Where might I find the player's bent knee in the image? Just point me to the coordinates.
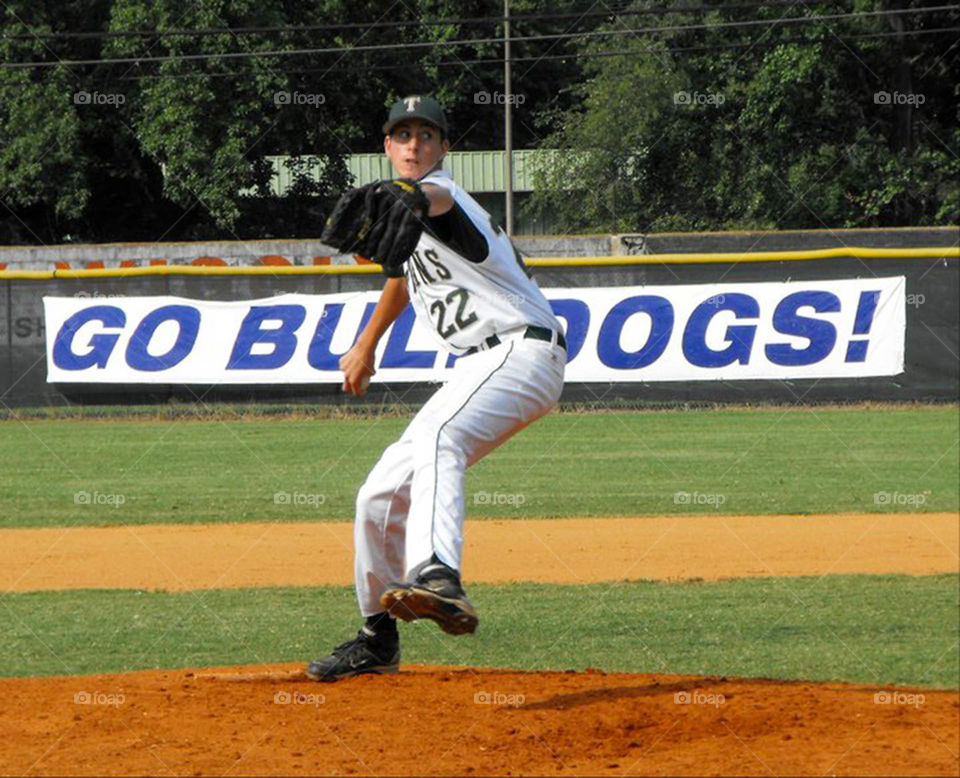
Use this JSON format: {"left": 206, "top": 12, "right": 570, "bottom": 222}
{"left": 355, "top": 481, "right": 381, "bottom": 522}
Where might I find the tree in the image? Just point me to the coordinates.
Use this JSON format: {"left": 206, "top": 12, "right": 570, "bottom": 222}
{"left": 0, "top": 0, "right": 599, "bottom": 243}
{"left": 527, "top": 0, "right": 959, "bottom": 232}
{"left": 0, "top": 1, "right": 103, "bottom": 242}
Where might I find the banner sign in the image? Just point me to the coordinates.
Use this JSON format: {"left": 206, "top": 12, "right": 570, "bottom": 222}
{"left": 45, "top": 277, "right": 905, "bottom": 384}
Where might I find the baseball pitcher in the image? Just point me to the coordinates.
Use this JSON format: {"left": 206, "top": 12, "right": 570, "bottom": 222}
{"left": 307, "top": 95, "right": 566, "bottom": 681}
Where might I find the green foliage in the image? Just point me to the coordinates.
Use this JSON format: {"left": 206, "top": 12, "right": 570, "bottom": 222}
{"left": 0, "top": 406, "right": 956, "bottom": 527}
{"left": 527, "top": 0, "right": 960, "bottom": 232}
{"left": 104, "top": 0, "right": 292, "bottom": 230}
{"left": 2, "top": 1, "right": 957, "bottom": 240}
{"left": 2, "top": 575, "right": 957, "bottom": 686}
{"left": 0, "top": 0, "right": 592, "bottom": 242}
{"left": 0, "top": 4, "right": 92, "bottom": 235}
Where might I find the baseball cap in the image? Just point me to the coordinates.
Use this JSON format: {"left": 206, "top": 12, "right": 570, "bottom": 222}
{"left": 382, "top": 95, "right": 448, "bottom": 136}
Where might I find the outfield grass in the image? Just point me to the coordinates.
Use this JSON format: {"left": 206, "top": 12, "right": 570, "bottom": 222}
{"left": 0, "top": 407, "right": 956, "bottom": 527}
{"left": 2, "top": 574, "right": 956, "bottom": 687}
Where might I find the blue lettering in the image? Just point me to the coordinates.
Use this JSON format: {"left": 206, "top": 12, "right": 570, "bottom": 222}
{"left": 125, "top": 305, "right": 200, "bottom": 371}
{"left": 597, "top": 296, "right": 674, "bottom": 369}
{"left": 52, "top": 305, "right": 125, "bottom": 370}
{"left": 846, "top": 290, "right": 881, "bottom": 362}
{"left": 445, "top": 298, "right": 591, "bottom": 367}
{"left": 682, "top": 294, "right": 759, "bottom": 367}
{"left": 550, "top": 299, "right": 590, "bottom": 363}
{"left": 227, "top": 305, "right": 305, "bottom": 369}
{"left": 307, "top": 302, "right": 376, "bottom": 370}
{"left": 765, "top": 291, "right": 839, "bottom": 366}
{"left": 381, "top": 305, "right": 437, "bottom": 368}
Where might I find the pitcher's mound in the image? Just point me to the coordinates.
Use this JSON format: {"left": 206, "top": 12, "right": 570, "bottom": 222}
{"left": 3, "top": 664, "right": 957, "bottom": 775}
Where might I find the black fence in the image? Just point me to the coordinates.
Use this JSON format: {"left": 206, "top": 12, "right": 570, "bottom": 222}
{"left": 1, "top": 253, "right": 957, "bottom": 408}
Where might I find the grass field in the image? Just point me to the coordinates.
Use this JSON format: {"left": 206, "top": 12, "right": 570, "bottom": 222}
{"left": 1, "top": 404, "right": 957, "bottom": 693}
{"left": 1, "top": 406, "right": 956, "bottom": 527}
{"left": 2, "top": 575, "right": 957, "bottom": 686}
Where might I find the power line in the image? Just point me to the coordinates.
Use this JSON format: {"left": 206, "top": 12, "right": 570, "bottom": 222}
{"left": 3, "top": 5, "right": 956, "bottom": 70}
{"left": 103, "top": 25, "right": 960, "bottom": 81}
{"left": 582, "top": 23, "right": 960, "bottom": 56}
{"left": 0, "top": 1, "right": 846, "bottom": 40}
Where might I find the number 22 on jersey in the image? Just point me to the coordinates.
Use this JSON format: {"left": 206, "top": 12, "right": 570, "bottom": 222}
{"left": 429, "top": 288, "right": 478, "bottom": 339}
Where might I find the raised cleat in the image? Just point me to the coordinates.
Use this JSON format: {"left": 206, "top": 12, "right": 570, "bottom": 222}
{"left": 380, "top": 557, "right": 478, "bottom": 635}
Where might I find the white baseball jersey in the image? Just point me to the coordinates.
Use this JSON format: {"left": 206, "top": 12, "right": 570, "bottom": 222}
{"left": 403, "top": 170, "right": 561, "bottom": 355}
{"left": 351, "top": 167, "right": 567, "bottom": 618}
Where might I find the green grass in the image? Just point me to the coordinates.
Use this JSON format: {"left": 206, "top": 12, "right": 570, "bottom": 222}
{"left": 0, "top": 406, "right": 956, "bottom": 527}
{"left": 1, "top": 575, "right": 956, "bottom": 687}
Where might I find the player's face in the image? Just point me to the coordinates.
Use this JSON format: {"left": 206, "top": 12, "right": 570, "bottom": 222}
{"left": 385, "top": 119, "right": 449, "bottom": 180}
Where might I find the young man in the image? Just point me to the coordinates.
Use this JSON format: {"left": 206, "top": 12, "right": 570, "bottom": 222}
{"left": 307, "top": 95, "right": 566, "bottom": 681}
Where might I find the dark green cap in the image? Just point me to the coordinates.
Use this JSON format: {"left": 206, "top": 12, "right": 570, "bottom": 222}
{"left": 382, "top": 95, "right": 448, "bottom": 136}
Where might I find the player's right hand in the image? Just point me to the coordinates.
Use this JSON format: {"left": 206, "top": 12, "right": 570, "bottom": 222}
{"left": 339, "top": 342, "right": 376, "bottom": 397}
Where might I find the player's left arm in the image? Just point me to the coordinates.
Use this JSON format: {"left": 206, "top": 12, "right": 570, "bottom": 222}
{"left": 421, "top": 183, "right": 454, "bottom": 217}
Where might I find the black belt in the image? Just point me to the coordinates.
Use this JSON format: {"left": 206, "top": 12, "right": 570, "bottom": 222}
{"left": 464, "top": 326, "right": 566, "bottom": 356}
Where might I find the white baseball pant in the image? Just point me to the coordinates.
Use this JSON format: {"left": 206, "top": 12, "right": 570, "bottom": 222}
{"left": 353, "top": 333, "right": 566, "bottom": 616}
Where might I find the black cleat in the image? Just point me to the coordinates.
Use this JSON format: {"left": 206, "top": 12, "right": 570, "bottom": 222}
{"left": 306, "top": 628, "right": 400, "bottom": 682}
{"left": 380, "top": 557, "right": 478, "bottom": 636}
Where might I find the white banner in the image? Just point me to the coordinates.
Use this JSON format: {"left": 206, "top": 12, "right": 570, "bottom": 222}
{"left": 45, "top": 277, "right": 905, "bottom": 384}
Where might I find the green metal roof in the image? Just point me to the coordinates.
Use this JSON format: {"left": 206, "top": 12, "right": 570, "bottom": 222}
{"left": 256, "top": 150, "right": 556, "bottom": 196}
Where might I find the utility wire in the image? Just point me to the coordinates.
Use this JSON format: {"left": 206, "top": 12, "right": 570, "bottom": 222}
{"left": 102, "top": 25, "right": 960, "bottom": 81}
{"left": 3, "top": 5, "right": 956, "bottom": 70}
{"left": 0, "top": 0, "right": 849, "bottom": 40}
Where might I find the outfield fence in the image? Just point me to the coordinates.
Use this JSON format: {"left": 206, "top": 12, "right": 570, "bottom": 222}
{"left": 1, "top": 246, "right": 956, "bottom": 408}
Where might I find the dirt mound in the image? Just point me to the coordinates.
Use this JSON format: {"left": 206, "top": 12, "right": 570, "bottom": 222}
{"left": 3, "top": 664, "right": 957, "bottom": 776}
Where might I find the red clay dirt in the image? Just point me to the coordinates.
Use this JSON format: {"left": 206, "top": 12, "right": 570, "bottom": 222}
{"left": 2, "top": 664, "right": 957, "bottom": 776}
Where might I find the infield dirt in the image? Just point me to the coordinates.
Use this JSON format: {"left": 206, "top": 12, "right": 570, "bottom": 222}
{"left": 3, "top": 664, "right": 958, "bottom": 776}
{"left": 2, "top": 513, "right": 957, "bottom": 591}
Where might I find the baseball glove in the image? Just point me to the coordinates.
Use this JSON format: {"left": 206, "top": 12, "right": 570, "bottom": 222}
{"left": 321, "top": 178, "right": 430, "bottom": 277}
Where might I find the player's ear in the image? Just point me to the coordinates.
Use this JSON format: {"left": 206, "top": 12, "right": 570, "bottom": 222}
{"left": 384, "top": 134, "right": 392, "bottom": 154}
{"left": 440, "top": 137, "right": 450, "bottom": 155}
